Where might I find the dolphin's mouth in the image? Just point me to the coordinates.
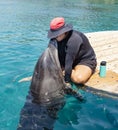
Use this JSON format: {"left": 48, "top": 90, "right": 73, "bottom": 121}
{"left": 31, "top": 89, "right": 65, "bottom": 106}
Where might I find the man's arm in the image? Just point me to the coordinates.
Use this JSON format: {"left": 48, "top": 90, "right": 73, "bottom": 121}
{"left": 65, "top": 36, "right": 82, "bottom": 83}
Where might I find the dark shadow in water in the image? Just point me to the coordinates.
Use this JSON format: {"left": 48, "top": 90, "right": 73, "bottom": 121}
{"left": 75, "top": 84, "right": 118, "bottom": 99}
{"left": 17, "top": 92, "right": 65, "bottom": 130}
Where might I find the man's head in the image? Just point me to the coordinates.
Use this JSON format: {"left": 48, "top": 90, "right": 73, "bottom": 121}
{"left": 47, "top": 17, "right": 73, "bottom": 40}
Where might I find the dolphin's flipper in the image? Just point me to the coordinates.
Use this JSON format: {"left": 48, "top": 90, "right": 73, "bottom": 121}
{"left": 18, "top": 76, "right": 32, "bottom": 82}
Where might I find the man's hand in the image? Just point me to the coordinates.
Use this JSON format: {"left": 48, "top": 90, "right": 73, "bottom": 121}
{"left": 64, "top": 82, "right": 72, "bottom": 94}
{"left": 64, "top": 82, "right": 85, "bottom": 102}
{"left": 65, "top": 82, "right": 71, "bottom": 88}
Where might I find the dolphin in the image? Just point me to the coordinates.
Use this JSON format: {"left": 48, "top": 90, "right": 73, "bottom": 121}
{"left": 17, "top": 40, "right": 83, "bottom": 130}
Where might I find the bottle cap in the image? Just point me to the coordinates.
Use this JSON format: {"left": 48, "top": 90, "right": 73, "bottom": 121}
{"left": 100, "top": 61, "right": 107, "bottom": 66}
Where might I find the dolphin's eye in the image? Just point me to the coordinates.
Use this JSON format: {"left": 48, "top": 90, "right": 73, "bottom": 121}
{"left": 34, "top": 71, "right": 40, "bottom": 79}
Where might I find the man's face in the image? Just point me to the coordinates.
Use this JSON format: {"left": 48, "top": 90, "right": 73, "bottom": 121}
{"left": 56, "top": 33, "right": 66, "bottom": 42}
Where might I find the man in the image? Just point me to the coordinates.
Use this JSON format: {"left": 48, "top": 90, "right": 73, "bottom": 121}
{"left": 48, "top": 17, "right": 97, "bottom": 87}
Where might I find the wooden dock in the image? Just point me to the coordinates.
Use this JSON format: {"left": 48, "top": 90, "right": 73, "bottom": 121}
{"left": 84, "top": 31, "right": 118, "bottom": 96}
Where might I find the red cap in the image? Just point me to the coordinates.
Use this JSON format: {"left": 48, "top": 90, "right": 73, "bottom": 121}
{"left": 50, "top": 17, "right": 65, "bottom": 30}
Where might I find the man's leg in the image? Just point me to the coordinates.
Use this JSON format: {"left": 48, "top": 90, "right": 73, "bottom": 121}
{"left": 71, "top": 65, "right": 93, "bottom": 84}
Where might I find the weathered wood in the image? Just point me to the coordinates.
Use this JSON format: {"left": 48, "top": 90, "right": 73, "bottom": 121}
{"left": 85, "top": 70, "right": 118, "bottom": 93}
{"left": 84, "top": 31, "right": 118, "bottom": 95}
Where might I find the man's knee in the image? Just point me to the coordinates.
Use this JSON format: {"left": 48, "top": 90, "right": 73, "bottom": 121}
{"left": 71, "top": 75, "right": 87, "bottom": 84}
{"left": 71, "top": 65, "right": 93, "bottom": 84}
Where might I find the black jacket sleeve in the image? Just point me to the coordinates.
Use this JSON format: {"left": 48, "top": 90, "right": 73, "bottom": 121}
{"left": 64, "top": 33, "right": 82, "bottom": 82}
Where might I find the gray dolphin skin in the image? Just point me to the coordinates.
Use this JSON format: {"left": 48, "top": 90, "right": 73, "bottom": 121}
{"left": 30, "top": 40, "right": 65, "bottom": 105}
{"left": 17, "top": 40, "right": 83, "bottom": 130}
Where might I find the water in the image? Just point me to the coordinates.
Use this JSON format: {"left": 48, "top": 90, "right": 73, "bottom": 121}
{"left": 0, "top": 0, "right": 118, "bottom": 129}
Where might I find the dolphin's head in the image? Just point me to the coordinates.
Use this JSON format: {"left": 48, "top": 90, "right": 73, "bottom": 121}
{"left": 30, "top": 42, "right": 66, "bottom": 105}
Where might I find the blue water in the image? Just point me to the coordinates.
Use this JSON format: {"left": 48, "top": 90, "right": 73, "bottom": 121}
{"left": 0, "top": 0, "right": 118, "bottom": 129}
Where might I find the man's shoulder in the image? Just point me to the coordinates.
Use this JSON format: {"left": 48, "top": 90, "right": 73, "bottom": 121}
{"left": 70, "top": 30, "right": 83, "bottom": 43}
{"left": 73, "top": 30, "right": 86, "bottom": 37}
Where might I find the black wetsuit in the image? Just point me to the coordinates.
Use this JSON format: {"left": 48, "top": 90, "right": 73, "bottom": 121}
{"left": 50, "top": 30, "right": 97, "bottom": 83}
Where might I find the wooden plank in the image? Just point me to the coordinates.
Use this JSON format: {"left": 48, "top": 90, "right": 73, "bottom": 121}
{"left": 85, "top": 70, "right": 118, "bottom": 93}
{"left": 86, "top": 31, "right": 118, "bottom": 47}
{"left": 94, "top": 43, "right": 118, "bottom": 52}
{"left": 96, "top": 48, "right": 118, "bottom": 57}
